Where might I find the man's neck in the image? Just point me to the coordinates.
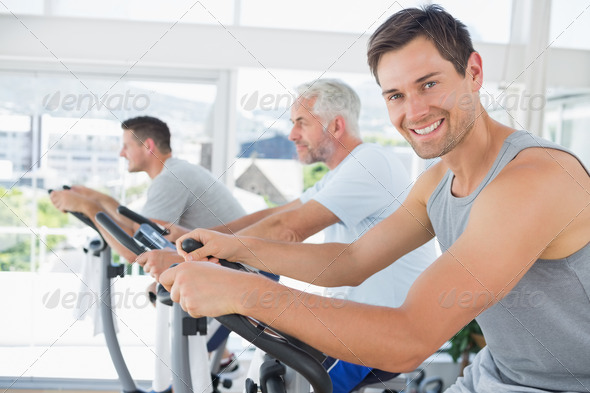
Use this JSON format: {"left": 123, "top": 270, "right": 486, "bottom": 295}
{"left": 146, "top": 153, "right": 172, "bottom": 179}
{"left": 442, "top": 113, "right": 514, "bottom": 197}
{"left": 325, "top": 138, "right": 363, "bottom": 170}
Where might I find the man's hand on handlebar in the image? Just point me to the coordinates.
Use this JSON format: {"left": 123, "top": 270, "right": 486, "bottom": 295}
{"left": 49, "top": 187, "right": 97, "bottom": 214}
{"left": 175, "top": 228, "right": 249, "bottom": 264}
{"left": 134, "top": 249, "right": 184, "bottom": 281}
{"left": 159, "top": 261, "right": 256, "bottom": 318}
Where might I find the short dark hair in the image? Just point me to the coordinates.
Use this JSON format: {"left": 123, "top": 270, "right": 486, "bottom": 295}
{"left": 121, "top": 116, "right": 171, "bottom": 154}
{"left": 367, "top": 4, "right": 475, "bottom": 84}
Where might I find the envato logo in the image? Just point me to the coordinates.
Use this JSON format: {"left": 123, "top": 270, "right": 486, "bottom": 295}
{"left": 240, "top": 90, "right": 351, "bottom": 112}
{"left": 42, "top": 288, "right": 152, "bottom": 310}
{"left": 42, "top": 90, "right": 150, "bottom": 112}
{"left": 241, "top": 288, "right": 347, "bottom": 309}
{"left": 438, "top": 288, "right": 546, "bottom": 309}
{"left": 240, "top": 91, "right": 297, "bottom": 112}
{"left": 439, "top": 90, "right": 547, "bottom": 113}
{"left": 480, "top": 91, "right": 546, "bottom": 112}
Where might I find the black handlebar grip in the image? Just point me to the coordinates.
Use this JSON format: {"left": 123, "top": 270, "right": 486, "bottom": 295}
{"left": 180, "top": 238, "right": 203, "bottom": 253}
{"left": 157, "top": 283, "right": 173, "bottom": 306}
{"left": 156, "top": 263, "right": 180, "bottom": 306}
{"left": 181, "top": 238, "right": 243, "bottom": 271}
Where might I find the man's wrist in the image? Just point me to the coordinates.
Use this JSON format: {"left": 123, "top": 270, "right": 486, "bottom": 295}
{"left": 235, "top": 274, "right": 277, "bottom": 317}
{"left": 239, "top": 236, "right": 262, "bottom": 266}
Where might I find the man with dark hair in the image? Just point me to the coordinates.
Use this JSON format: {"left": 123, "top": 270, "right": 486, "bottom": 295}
{"left": 50, "top": 115, "right": 245, "bottom": 262}
{"left": 160, "top": 5, "right": 590, "bottom": 392}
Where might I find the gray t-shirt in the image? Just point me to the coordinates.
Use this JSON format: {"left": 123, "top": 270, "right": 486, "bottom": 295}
{"left": 141, "top": 157, "right": 245, "bottom": 229}
{"left": 428, "top": 131, "right": 590, "bottom": 392}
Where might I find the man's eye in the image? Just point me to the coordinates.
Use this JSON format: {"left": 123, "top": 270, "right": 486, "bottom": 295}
{"left": 425, "top": 81, "right": 437, "bottom": 89}
{"left": 388, "top": 93, "right": 403, "bottom": 101}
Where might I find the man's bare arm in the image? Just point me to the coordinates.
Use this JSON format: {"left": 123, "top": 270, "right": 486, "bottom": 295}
{"left": 50, "top": 189, "right": 141, "bottom": 262}
{"left": 238, "top": 200, "right": 339, "bottom": 242}
{"left": 69, "top": 185, "right": 137, "bottom": 231}
{"left": 209, "top": 200, "right": 302, "bottom": 234}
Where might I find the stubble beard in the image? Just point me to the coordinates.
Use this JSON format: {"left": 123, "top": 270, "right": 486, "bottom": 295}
{"left": 408, "top": 110, "right": 476, "bottom": 160}
{"left": 298, "top": 133, "right": 336, "bottom": 165}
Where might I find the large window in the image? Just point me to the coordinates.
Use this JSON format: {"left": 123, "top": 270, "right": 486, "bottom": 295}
{"left": 0, "top": 71, "right": 219, "bottom": 383}
{"left": 549, "top": 0, "right": 590, "bottom": 50}
{"left": 2, "top": 0, "right": 590, "bottom": 388}
{"left": 543, "top": 94, "right": 590, "bottom": 166}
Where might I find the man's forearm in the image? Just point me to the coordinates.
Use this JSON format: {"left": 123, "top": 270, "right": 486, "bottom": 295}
{"left": 210, "top": 208, "right": 280, "bottom": 234}
{"left": 236, "top": 237, "right": 362, "bottom": 286}
{"left": 79, "top": 198, "right": 141, "bottom": 262}
{"left": 91, "top": 212, "right": 140, "bottom": 263}
{"left": 95, "top": 196, "right": 139, "bottom": 230}
{"left": 238, "top": 214, "right": 302, "bottom": 242}
{"left": 71, "top": 187, "right": 135, "bottom": 230}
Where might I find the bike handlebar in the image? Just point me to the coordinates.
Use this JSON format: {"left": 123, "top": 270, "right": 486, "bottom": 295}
{"left": 117, "top": 205, "right": 170, "bottom": 235}
{"left": 95, "top": 212, "right": 147, "bottom": 256}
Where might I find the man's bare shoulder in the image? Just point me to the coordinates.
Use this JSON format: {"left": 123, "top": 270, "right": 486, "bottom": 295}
{"left": 501, "top": 146, "right": 590, "bottom": 192}
{"left": 514, "top": 145, "right": 586, "bottom": 170}
{"left": 483, "top": 145, "right": 588, "bottom": 198}
{"left": 475, "top": 146, "right": 590, "bottom": 259}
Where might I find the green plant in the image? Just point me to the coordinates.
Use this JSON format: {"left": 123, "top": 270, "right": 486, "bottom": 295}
{"left": 0, "top": 187, "right": 71, "bottom": 271}
{"left": 447, "top": 319, "right": 485, "bottom": 372}
{"left": 303, "top": 163, "right": 329, "bottom": 191}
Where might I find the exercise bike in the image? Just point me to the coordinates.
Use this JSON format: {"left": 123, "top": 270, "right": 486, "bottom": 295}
{"left": 97, "top": 207, "right": 234, "bottom": 393}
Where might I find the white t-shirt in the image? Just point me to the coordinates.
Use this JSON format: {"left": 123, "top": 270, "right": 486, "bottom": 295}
{"left": 299, "top": 143, "right": 436, "bottom": 307}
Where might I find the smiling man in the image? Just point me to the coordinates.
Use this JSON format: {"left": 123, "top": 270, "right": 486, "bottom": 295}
{"left": 161, "top": 6, "right": 590, "bottom": 393}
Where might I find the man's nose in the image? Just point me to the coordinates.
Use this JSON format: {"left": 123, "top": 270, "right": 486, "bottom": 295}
{"left": 405, "top": 95, "right": 430, "bottom": 124}
{"left": 289, "top": 126, "right": 299, "bottom": 141}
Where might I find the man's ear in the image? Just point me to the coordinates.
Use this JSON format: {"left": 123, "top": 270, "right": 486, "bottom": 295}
{"left": 466, "top": 52, "right": 483, "bottom": 93}
{"left": 144, "top": 137, "right": 156, "bottom": 153}
{"left": 331, "top": 116, "right": 347, "bottom": 139}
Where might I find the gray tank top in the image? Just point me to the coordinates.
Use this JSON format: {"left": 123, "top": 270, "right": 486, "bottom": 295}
{"left": 427, "top": 131, "right": 590, "bottom": 391}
